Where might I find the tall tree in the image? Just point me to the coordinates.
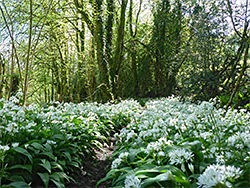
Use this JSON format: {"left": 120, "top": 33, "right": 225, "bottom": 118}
{"left": 110, "top": 0, "right": 128, "bottom": 97}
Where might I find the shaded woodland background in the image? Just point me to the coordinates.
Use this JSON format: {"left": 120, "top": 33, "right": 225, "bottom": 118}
{"left": 0, "top": 0, "right": 249, "bottom": 108}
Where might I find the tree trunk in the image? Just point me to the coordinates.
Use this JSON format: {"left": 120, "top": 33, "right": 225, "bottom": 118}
{"left": 129, "top": 0, "right": 142, "bottom": 96}
{"left": 226, "top": 39, "right": 249, "bottom": 110}
{"left": 105, "top": 0, "right": 114, "bottom": 73}
{"left": 94, "top": 0, "right": 111, "bottom": 101}
{"left": 88, "top": 37, "right": 96, "bottom": 102}
{"left": 23, "top": 0, "right": 33, "bottom": 105}
{"left": 111, "top": 0, "right": 128, "bottom": 97}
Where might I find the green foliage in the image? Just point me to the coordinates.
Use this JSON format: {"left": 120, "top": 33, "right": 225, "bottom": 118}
{"left": 0, "top": 97, "right": 135, "bottom": 187}
{"left": 99, "top": 97, "right": 250, "bottom": 187}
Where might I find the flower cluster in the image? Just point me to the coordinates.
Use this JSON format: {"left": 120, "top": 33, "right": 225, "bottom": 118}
{"left": 111, "top": 152, "right": 129, "bottom": 169}
{"left": 169, "top": 148, "right": 194, "bottom": 165}
{"left": 197, "top": 164, "right": 242, "bottom": 188}
{"left": 124, "top": 174, "right": 141, "bottom": 188}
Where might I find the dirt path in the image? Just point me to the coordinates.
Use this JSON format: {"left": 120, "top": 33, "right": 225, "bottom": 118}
{"left": 67, "top": 139, "right": 117, "bottom": 188}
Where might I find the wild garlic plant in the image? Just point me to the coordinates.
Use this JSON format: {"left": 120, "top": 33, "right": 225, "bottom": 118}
{"left": 0, "top": 95, "right": 139, "bottom": 188}
{"left": 101, "top": 97, "right": 250, "bottom": 187}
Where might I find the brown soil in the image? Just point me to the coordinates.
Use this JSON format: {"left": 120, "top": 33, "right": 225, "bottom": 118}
{"left": 66, "top": 139, "right": 118, "bottom": 188}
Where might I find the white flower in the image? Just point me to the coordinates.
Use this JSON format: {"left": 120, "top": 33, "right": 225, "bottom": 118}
{"left": 197, "top": 164, "right": 242, "bottom": 187}
{"left": 158, "top": 151, "right": 165, "bottom": 156}
{"left": 216, "top": 155, "right": 225, "bottom": 164}
{"left": 197, "top": 167, "right": 222, "bottom": 188}
{"left": 12, "top": 143, "right": 19, "bottom": 147}
{"left": 188, "top": 163, "right": 194, "bottom": 174}
{"left": 169, "top": 148, "right": 194, "bottom": 165}
{"left": 111, "top": 158, "right": 122, "bottom": 169}
{"left": 124, "top": 174, "right": 141, "bottom": 188}
{"left": 0, "top": 145, "right": 10, "bottom": 152}
{"left": 47, "top": 140, "right": 56, "bottom": 145}
{"left": 119, "top": 152, "right": 129, "bottom": 159}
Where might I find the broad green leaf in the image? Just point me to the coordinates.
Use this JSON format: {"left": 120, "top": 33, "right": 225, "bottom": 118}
{"left": 97, "top": 168, "right": 133, "bottom": 187}
{"left": 3, "top": 181, "right": 31, "bottom": 188}
{"left": 97, "top": 173, "right": 114, "bottom": 187}
{"left": 113, "top": 172, "right": 129, "bottom": 185}
{"left": 40, "top": 151, "right": 55, "bottom": 160}
{"left": 57, "top": 172, "right": 70, "bottom": 182}
{"left": 157, "top": 165, "right": 186, "bottom": 177}
{"left": 51, "top": 162, "right": 64, "bottom": 171}
{"left": 141, "top": 173, "right": 173, "bottom": 188}
{"left": 37, "top": 172, "right": 50, "bottom": 188}
{"left": 129, "top": 148, "right": 142, "bottom": 162}
{"left": 40, "top": 159, "right": 52, "bottom": 173}
{"left": 7, "top": 175, "right": 25, "bottom": 182}
{"left": 31, "top": 142, "right": 44, "bottom": 151}
{"left": 53, "top": 134, "right": 64, "bottom": 140}
{"left": 9, "top": 164, "right": 32, "bottom": 173}
{"left": 69, "top": 161, "right": 79, "bottom": 168}
{"left": 174, "top": 176, "right": 191, "bottom": 187}
{"left": 13, "top": 147, "right": 33, "bottom": 163}
{"left": 63, "top": 152, "right": 72, "bottom": 161}
{"left": 50, "top": 179, "right": 65, "bottom": 188}
{"left": 135, "top": 169, "right": 160, "bottom": 178}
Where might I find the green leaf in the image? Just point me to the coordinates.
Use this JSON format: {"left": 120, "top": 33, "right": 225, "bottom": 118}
{"left": 7, "top": 175, "right": 26, "bottom": 182}
{"left": 0, "top": 102, "right": 3, "bottom": 109}
{"left": 40, "top": 151, "right": 56, "bottom": 160}
{"left": 9, "top": 164, "right": 32, "bottom": 173}
{"left": 51, "top": 162, "right": 64, "bottom": 171}
{"left": 31, "top": 142, "right": 44, "bottom": 151}
{"left": 129, "top": 148, "right": 141, "bottom": 162}
{"left": 141, "top": 173, "right": 173, "bottom": 188}
{"left": 50, "top": 179, "right": 65, "bottom": 188}
{"left": 135, "top": 167, "right": 162, "bottom": 178}
{"left": 174, "top": 176, "right": 191, "bottom": 187}
{"left": 97, "top": 173, "right": 114, "bottom": 187}
{"left": 50, "top": 172, "right": 68, "bottom": 188}
{"left": 97, "top": 168, "right": 132, "bottom": 187}
{"left": 56, "top": 172, "right": 71, "bottom": 182}
{"left": 37, "top": 172, "right": 50, "bottom": 188}
{"left": 63, "top": 152, "right": 72, "bottom": 161}
{"left": 53, "top": 134, "right": 64, "bottom": 140}
{"left": 2, "top": 181, "right": 31, "bottom": 188}
{"left": 13, "top": 147, "right": 33, "bottom": 163}
{"left": 157, "top": 165, "right": 186, "bottom": 177}
{"left": 40, "top": 159, "right": 52, "bottom": 173}
{"left": 69, "top": 161, "right": 79, "bottom": 168}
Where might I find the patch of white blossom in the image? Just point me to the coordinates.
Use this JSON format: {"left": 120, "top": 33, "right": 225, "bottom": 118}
{"left": 124, "top": 174, "right": 141, "bottom": 188}
{"left": 197, "top": 164, "right": 242, "bottom": 188}
{"left": 169, "top": 148, "right": 194, "bottom": 165}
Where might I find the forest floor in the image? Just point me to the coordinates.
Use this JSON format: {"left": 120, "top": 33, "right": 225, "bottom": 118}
{"left": 67, "top": 138, "right": 117, "bottom": 188}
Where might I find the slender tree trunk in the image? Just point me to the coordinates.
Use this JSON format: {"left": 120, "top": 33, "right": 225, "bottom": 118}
{"left": 111, "top": 0, "right": 128, "bottom": 97}
{"left": 226, "top": 39, "right": 249, "bottom": 110}
{"left": 0, "top": 3, "right": 24, "bottom": 92}
{"left": 44, "top": 75, "right": 47, "bottom": 103}
{"left": 94, "top": 0, "right": 111, "bottom": 101}
{"left": 0, "top": 55, "right": 3, "bottom": 99}
{"left": 129, "top": 0, "right": 142, "bottom": 96}
{"left": 23, "top": 0, "right": 33, "bottom": 105}
{"left": 51, "top": 68, "right": 54, "bottom": 101}
{"left": 8, "top": 23, "right": 14, "bottom": 99}
{"left": 105, "top": 0, "right": 114, "bottom": 73}
{"left": 88, "top": 37, "right": 96, "bottom": 102}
